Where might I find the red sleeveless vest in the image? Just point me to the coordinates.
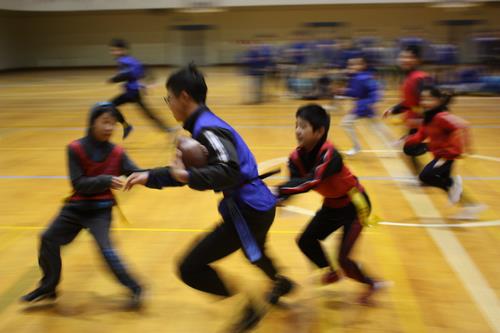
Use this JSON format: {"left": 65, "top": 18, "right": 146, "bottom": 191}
{"left": 68, "top": 140, "right": 123, "bottom": 201}
{"left": 290, "top": 141, "right": 363, "bottom": 208}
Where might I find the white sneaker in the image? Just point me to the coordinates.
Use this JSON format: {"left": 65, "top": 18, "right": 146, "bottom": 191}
{"left": 358, "top": 280, "right": 393, "bottom": 305}
{"left": 450, "top": 204, "right": 487, "bottom": 220}
{"left": 448, "top": 175, "right": 463, "bottom": 204}
{"left": 322, "top": 104, "right": 336, "bottom": 111}
{"left": 345, "top": 147, "right": 361, "bottom": 156}
{"left": 391, "top": 139, "right": 404, "bottom": 148}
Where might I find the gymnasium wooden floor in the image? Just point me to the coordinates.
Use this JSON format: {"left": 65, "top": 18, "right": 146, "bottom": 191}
{"left": 0, "top": 67, "right": 499, "bottom": 333}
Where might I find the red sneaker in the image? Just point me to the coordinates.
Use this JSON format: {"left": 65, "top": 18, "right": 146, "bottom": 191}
{"left": 321, "top": 270, "right": 341, "bottom": 285}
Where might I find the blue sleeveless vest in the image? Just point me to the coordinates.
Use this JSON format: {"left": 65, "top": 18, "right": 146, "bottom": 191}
{"left": 192, "top": 108, "right": 276, "bottom": 211}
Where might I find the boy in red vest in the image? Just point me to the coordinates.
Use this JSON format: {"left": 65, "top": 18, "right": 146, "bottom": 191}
{"left": 21, "top": 102, "right": 143, "bottom": 308}
{"left": 276, "top": 104, "right": 386, "bottom": 304}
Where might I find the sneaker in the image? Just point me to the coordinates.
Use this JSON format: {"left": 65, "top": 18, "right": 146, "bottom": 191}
{"left": 266, "top": 275, "right": 295, "bottom": 305}
{"left": 450, "top": 203, "right": 487, "bottom": 220}
{"left": 229, "top": 303, "right": 263, "bottom": 333}
{"left": 358, "top": 280, "right": 392, "bottom": 305}
{"left": 322, "top": 104, "right": 338, "bottom": 113}
{"left": 126, "top": 287, "right": 143, "bottom": 310}
{"left": 391, "top": 138, "right": 404, "bottom": 148}
{"left": 345, "top": 147, "right": 361, "bottom": 156}
{"left": 123, "top": 124, "right": 134, "bottom": 139}
{"left": 20, "top": 288, "right": 57, "bottom": 303}
{"left": 321, "top": 269, "right": 341, "bottom": 285}
{"left": 448, "top": 175, "right": 463, "bottom": 204}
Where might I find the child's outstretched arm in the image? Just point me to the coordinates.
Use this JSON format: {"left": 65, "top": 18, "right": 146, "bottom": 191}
{"left": 278, "top": 147, "right": 343, "bottom": 199}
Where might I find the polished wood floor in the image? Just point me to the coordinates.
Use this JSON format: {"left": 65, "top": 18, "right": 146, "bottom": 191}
{"left": 0, "top": 68, "right": 499, "bottom": 333}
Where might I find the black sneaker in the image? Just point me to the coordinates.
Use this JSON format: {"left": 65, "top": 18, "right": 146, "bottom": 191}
{"left": 123, "top": 124, "right": 134, "bottom": 139}
{"left": 229, "top": 303, "right": 263, "bottom": 333}
{"left": 266, "top": 275, "right": 295, "bottom": 305}
{"left": 20, "top": 288, "right": 57, "bottom": 303}
{"left": 127, "top": 287, "right": 143, "bottom": 310}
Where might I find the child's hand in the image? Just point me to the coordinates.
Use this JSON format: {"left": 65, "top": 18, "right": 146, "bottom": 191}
{"left": 270, "top": 187, "right": 288, "bottom": 206}
{"left": 111, "top": 176, "right": 124, "bottom": 190}
{"left": 124, "top": 171, "right": 150, "bottom": 191}
{"left": 169, "top": 150, "right": 189, "bottom": 183}
{"left": 270, "top": 186, "right": 280, "bottom": 197}
{"left": 172, "top": 149, "right": 186, "bottom": 170}
{"left": 382, "top": 107, "right": 393, "bottom": 118}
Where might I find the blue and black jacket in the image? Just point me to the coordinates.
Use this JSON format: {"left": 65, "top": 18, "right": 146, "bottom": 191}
{"left": 146, "top": 106, "right": 276, "bottom": 212}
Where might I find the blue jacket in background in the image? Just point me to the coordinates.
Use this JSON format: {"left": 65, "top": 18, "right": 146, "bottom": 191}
{"left": 344, "top": 71, "right": 380, "bottom": 117}
{"left": 243, "top": 47, "right": 268, "bottom": 76}
{"left": 115, "top": 55, "right": 145, "bottom": 92}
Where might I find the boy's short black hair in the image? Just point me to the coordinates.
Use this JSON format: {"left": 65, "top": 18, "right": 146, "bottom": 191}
{"left": 166, "top": 63, "right": 207, "bottom": 104}
{"left": 403, "top": 44, "right": 421, "bottom": 59}
{"left": 296, "top": 104, "right": 330, "bottom": 136}
{"left": 109, "top": 38, "right": 128, "bottom": 49}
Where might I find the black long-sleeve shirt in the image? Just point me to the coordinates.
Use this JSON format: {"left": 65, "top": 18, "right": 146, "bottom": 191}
{"left": 145, "top": 108, "right": 241, "bottom": 191}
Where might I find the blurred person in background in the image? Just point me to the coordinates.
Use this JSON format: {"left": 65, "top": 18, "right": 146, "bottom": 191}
{"left": 404, "top": 86, "right": 486, "bottom": 220}
{"left": 335, "top": 56, "right": 381, "bottom": 156}
{"left": 108, "top": 38, "right": 173, "bottom": 137}
{"left": 383, "top": 45, "right": 432, "bottom": 174}
{"left": 241, "top": 38, "right": 272, "bottom": 104}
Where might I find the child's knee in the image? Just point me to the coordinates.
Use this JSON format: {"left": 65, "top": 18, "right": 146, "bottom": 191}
{"left": 40, "top": 231, "right": 58, "bottom": 246}
{"left": 177, "top": 256, "right": 199, "bottom": 282}
{"left": 296, "top": 233, "right": 314, "bottom": 251}
{"left": 419, "top": 170, "right": 431, "bottom": 184}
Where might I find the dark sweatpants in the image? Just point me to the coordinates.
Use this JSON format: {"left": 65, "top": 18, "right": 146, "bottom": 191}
{"left": 406, "top": 127, "right": 427, "bottom": 174}
{"left": 297, "top": 193, "right": 374, "bottom": 286}
{"left": 178, "top": 205, "right": 278, "bottom": 297}
{"left": 37, "top": 205, "right": 140, "bottom": 293}
{"left": 419, "top": 158, "right": 454, "bottom": 192}
{"left": 111, "top": 90, "right": 168, "bottom": 131}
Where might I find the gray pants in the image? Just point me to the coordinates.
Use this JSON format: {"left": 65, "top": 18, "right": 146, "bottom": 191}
{"left": 340, "top": 113, "right": 362, "bottom": 150}
{"left": 341, "top": 114, "right": 387, "bottom": 150}
{"left": 37, "top": 205, "right": 140, "bottom": 293}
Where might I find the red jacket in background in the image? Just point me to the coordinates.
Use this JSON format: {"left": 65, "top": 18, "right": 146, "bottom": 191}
{"left": 405, "top": 111, "right": 469, "bottom": 160}
{"left": 399, "top": 70, "right": 430, "bottom": 128}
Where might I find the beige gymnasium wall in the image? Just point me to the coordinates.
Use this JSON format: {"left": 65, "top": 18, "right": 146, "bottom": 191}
{"left": 0, "top": 2, "right": 499, "bottom": 69}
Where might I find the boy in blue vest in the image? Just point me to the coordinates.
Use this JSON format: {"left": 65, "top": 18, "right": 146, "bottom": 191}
{"left": 21, "top": 103, "right": 143, "bottom": 308}
{"left": 108, "top": 38, "right": 172, "bottom": 138}
{"left": 124, "top": 64, "right": 294, "bottom": 332}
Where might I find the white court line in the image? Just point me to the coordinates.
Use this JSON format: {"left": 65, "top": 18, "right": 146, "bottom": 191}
{"left": 364, "top": 120, "right": 500, "bottom": 332}
{"left": 282, "top": 205, "right": 500, "bottom": 228}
